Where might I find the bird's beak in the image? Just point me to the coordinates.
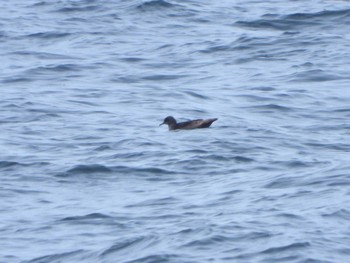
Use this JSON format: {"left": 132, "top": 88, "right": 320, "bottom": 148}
{"left": 159, "top": 122, "right": 164, "bottom": 126}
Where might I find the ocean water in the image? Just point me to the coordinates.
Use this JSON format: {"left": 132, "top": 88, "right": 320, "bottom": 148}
{"left": 1, "top": 0, "right": 350, "bottom": 262}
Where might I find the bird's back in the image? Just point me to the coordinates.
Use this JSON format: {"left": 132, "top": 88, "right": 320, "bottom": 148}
{"left": 175, "top": 118, "right": 217, "bottom": 130}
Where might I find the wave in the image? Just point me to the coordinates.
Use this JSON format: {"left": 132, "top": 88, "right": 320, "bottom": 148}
{"left": 322, "top": 209, "right": 350, "bottom": 220}
{"left": 54, "top": 1, "right": 103, "bottom": 13}
{"left": 0, "top": 161, "right": 50, "bottom": 169}
{"left": 235, "top": 9, "right": 350, "bottom": 31}
{"left": 26, "top": 32, "right": 72, "bottom": 39}
{"left": 121, "top": 254, "right": 181, "bottom": 263}
{"left": 57, "top": 164, "right": 176, "bottom": 177}
{"left": 61, "top": 212, "right": 113, "bottom": 221}
{"left": 284, "top": 9, "right": 350, "bottom": 20}
{"left": 136, "top": 0, "right": 176, "bottom": 12}
{"left": 0, "top": 161, "right": 21, "bottom": 168}
{"left": 260, "top": 242, "right": 311, "bottom": 254}
{"left": 61, "top": 164, "right": 113, "bottom": 175}
{"left": 286, "top": 69, "right": 348, "bottom": 82}
{"left": 27, "top": 249, "right": 88, "bottom": 263}
{"left": 100, "top": 236, "right": 156, "bottom": 256}
{"left": 125, "top": 197, "right": 179, "bottom": 208}
{"left": 10, "top": 51, "right": 75, "bottom": 60}
{"left": 25, "top": 64, "right": 80, "bottom": 74}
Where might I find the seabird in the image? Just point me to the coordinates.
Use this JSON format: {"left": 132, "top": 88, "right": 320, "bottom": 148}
{"left": 160, "top": 116, "right": 218, "bottom": 130}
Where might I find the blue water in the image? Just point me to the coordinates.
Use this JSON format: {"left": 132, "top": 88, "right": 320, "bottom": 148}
{"left": 1, "top": 0, "right": 350, "bottom": 262}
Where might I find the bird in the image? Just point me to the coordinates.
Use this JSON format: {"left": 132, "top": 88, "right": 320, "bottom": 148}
{"left": 160, "top": 116, "right": 218, "bottom": 130}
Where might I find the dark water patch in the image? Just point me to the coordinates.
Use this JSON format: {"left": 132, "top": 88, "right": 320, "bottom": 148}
{"left": 26, "top": 249, "right": 87, "bottom": 263}
{"left": 133, "top": 0, "right": 196, "bottom": 20}
{"left": 111, "top": 152, "right": 145, "bottom": 159}
{"left": 250, "top": 86, "right": 276, "bottom": 92}
{"left": 67, "top": 99, "right": 99, "bottom": 107}
{"left": 275, "top": 213, "right": 304, "bottom": 220}
{"left": 26, "top": 64, "right": 80, "bottom": 74}
{"left": 236, "top": 94, "right": 274, "bottom": 102}
{"left": 199, "top": 36, "right": 281, "bottom": 54}
{"left": 0, "top": 161, "right": 50, "bottom": 170}
{"left": 0, "top": 161, "right": 21, "bottom": 169}
{"left": 199, "top": 43, "right": 234, "bottom": 54}
{"left": 183, "top": 91, "right": 209, "bottom": 100}
{"left": 10, "top": 51, "right": 76, "bottom": 60}
{"left": 322, "top": 209, "right": 350, "bottom": 220}
{"left": 261, "top": 255, "right": 301, "bottom": 262}
{"left": 58, "top": 213, "right": 125, "bottom": 226}
{"left": 220, "top": 189, "right": 242, "bottom": 196}
{"left": 29, "top": 1, "right": 50, "bottom": 7}
{"left": 185, "top": 149, "right": 208, "bottom": 154}
{"left": 285, "top": 9, "right": 350, "bottom": 21}
{"left": 58, "top": 164, "right": 177, "bottom": 178}
{"left": 235, "top": 9, "right": 350, "bottom": 31}
{"left": 305, "top": 142, "right": 350, "bottom": 152}
{"left": 182, "top": 234, "right": 232, "bottom": 249}
{"left": 2, "top": 77, "right": 33, "bottom": 84}
{"left": 245, "top": 231, "right": 273, "bottom": 241}
{"left": 331, "top": 108, "right": 350, "bottom": 113}
{"left": 119, "top": 57, "right": 147, "bottom": 63}
{"left": 55, "top": 3, "right": 103, "bottom": 13}
{"left": 100, "top": 235, "right": 158, "bottom": 257}
{"left": 261, "top": 242, "right": 311, "bottom": 254}
{"left": 203, "top": 154, "right": 230, "bottom": 162}
{"left": 287, "top": 69, "right": 343, "bottom": 82}
{"left": 142, "top": 74, "right": 188, "bottom": 81}
{"left": 110, "top": 75, "right": 141, "bottom": 83}
{"left": 61, "top": 212, "right": 113, "bottom": 221}
{"left": 60, "top": 164, "right": 113, "bottom": 176}
{"left": 94, "top": 145, "right": 112, "bottom": 151}
{"left": 124, "top": 254, "right": 183, "bottom": 263}
{"left": 233, "top": 156, "right": 255, "bottom": 163}
{"left": 137, "top": 213, "right": 183, "bottom": 221}
{"left": 136, "top": 0, "right": 175, "bottom": 12}
{"left": 303, "top": 175, "right": 350, "bottom": 188}
{"left": 327, "top": 179, "right": 350, "bottom": 187}
{"left": 0, "top": 102, "right": 21, "bottom": 109}
{"left": 245, "top": 103, "right": 293, "bottom": 113}
{"left": 235, "top": 19, "right": 318, "bottom": 31}
{"left": 0, "top": 30, "right": 7, "bottom": 38}
{"left": 26, "top": 32, "right": 72, "bottom": 39}
{"left": 174, "top": 158, "right": 208, "bottom": 168}
{"left": 264, "top": 175, "right": 302, "bottom": 189}
{"left": 272, "top": 160, "right": 320, "bottom": 169}
{"left": 266, "top": 171, "right": 350, "bottom": 189}
{"left": 125, "top": 197, "right": 179, "bottom": 208}
{"left": 3, "top": 188, "right": 48, "bottom": 195}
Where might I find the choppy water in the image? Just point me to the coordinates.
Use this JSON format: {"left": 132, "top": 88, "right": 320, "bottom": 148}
{"left": 1, "top": 0, "right": 350, "bottom": 262}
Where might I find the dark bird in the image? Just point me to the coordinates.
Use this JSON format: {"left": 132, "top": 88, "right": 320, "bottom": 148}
{"left": 160, "top": 116, "right": 218, "bottom": 130}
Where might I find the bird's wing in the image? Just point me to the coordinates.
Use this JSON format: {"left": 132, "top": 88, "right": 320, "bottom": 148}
{"left": 177, "top": 119, "right": 203, "bottom": 129}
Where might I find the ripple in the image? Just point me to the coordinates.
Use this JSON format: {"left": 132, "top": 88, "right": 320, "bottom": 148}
{"left": 235, "top": 9, "right": 350, "bottom": 31}
{"left": 125, "top": 197, "right": 179, "bottom": 208}
{"left": 287, "top": 69, "right": 344, "bottom": 82}
{"left": 27, "top": 249, "right": 88, "bottom": 263}
{"left": 136, "top": 0, "right": 176, "bottom": 12}
{"left": 58, "top": 213, "right": 128, "bottom": 228}
{"left": 58, "top": 164, "right": 177, "bottom": 178}
{"left": 62, "top": 164, "right": 113, "bottom": 175}
{"left": 26, "top": 32, "right": 72, "bottom": 39}
{"left": 61, "top": 212, "right": 113, "bottom": 221}
{"left": 99, "top": 235, "right": 159, "bottom": 257}
{"left": 260, "top": 242, "right": 311, "bottom": 254}
{"left": 122, "top": 254, "right": 182, "bottom": 263}
{"left": 322, "top": 209, "right": 350, "bottom": 220}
